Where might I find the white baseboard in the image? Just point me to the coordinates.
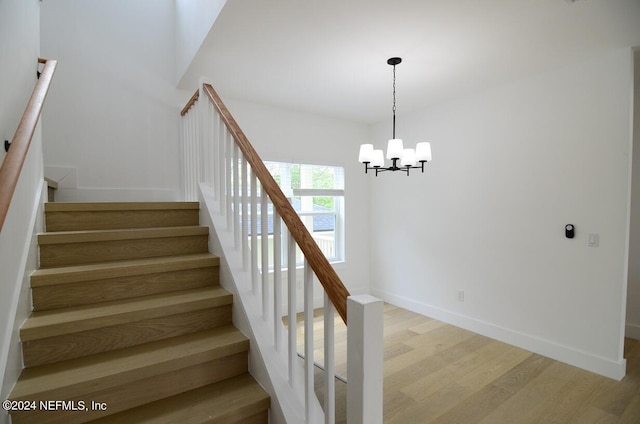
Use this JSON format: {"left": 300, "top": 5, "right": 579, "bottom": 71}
{"left": 371, "top": 287, "right": 627, "bottom": 381}
{"left": 626, "top": 323, "right": 640, "bottom": 340}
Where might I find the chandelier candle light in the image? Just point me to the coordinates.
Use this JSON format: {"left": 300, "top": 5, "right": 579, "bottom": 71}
{"left": 359, "top": 57, "right": 432, "bottom": 176}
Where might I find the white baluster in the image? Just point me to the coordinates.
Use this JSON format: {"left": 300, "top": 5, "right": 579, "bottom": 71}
{"left": 304, "top": 260, "right": 314, "bottom": 423}
{"left": 287, "top": 230, "right": 297, "bottom": 385}
{"left": 218, "top": 122, "right": 226, "bottom": 213}
{"left": 192, "top": 105, "right": 200, "bottom": 198}
{"left": 184, "top": 113, "right": 191, "bottom": 200}
{"left": 324, "top": 294, "right": 335, "bottom": 424}
{"left": 188, "top": 111, "right": 196, "bottom": 200}
{"left": 200, "top": 96, "right": 209, "bottom": 185}
{"left": 233, "top": 143, "right": 240, "bottom": 248}
{"left": 217, "top": 113, "right": 225, "bottom": 206}
{"left": 261, "top": 190, "right": 269, "bottom": 321}
{"left": 251, "top": 173, "right": 259, "bottom": 295}
{"left": 194, "top": 110, "right": 200, "bottom": 197}
{"left": 208, "top": 101, "right": 216, "bottom": 188}
{"left": 211, "top": 109, "right": 219, "bottom": 200}
{"left": 273, "top": 210, "right": 282, "bottom": 350}
{"left": 225, "top": 132, "right": 232, "bottom": 230}
{"left": 241, "top": 156, "right": 249, "bottom": 270}
{"left": 180, "top": 117, "right": 186, "bottom": 200}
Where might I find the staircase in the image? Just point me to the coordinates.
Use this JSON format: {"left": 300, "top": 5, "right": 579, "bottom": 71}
{"left": 7, "top": 202, "right": 270, "bottom": 424}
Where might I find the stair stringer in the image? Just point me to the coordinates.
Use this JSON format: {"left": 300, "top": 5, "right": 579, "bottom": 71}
{"left": 198, "top": 183, "right": 325, "bottom": 424}
{"left": 0, "top": 181, "right": 47, "bottom": 424}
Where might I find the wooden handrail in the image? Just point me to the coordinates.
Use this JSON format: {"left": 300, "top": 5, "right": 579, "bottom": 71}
{"left": 0, "top": 58, "right": 57, "bottom": 232}
{"left": 180, "top": 89, "right": 199, "bottom": 117}
{"left": 202, "top": 83, "right": 351, "bottom": 322}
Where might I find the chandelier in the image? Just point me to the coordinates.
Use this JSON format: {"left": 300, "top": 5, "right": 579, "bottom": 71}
{"left": 358, "top": 57, "right": 432, "bottom": 176}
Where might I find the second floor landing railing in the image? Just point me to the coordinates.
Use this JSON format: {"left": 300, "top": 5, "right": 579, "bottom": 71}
{"left": 180, "top": 82, "right": 383, "bottom": 424}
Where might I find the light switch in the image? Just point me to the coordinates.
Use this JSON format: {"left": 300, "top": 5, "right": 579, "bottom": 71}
{"left": 588, "top": 233, "right": 599, "bottom": 247}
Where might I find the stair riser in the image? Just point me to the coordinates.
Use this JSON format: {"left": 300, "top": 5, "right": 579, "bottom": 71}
{"left": 23, "top": 306, "right": 232, "bottom": 367}
{"left": 10, "top": 353, "right": 248, "bottom": 424}
{"left": 46, "top": 210, "right": 200, "bottom": 232}
{"left": 39, "top": 235, "right": 209, "bottom": 268}
{"left": 22, "top": 293, "right": 231, "bottom": 342}
{"left": 32, "top": 266, "right": 219, "bottom": 310}
{"left": 238, "top": 411, "right": 270, "bottom": 424}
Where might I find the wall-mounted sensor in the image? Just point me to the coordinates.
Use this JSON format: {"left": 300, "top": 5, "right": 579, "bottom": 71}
{"left": 565, "top": 224, "right": 575, "bottom": 239}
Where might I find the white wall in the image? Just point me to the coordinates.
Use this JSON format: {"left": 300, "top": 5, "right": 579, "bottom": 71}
{"left": 223, "top": 98, "right": 371, "bottom": 297}
{"left": 0, "top": 0, "right": 40, "bottom": 165}
{"left": 175, "top": 0, "right": 226, "bottom": 86}
{"left": 0, "top": 2, "right": 42, "bottom": 422}
{"left": 627, "top": 49, "right": 640, "bottom": 340}
{"left": 369, "top": 48, "right": 634, "bottom": 380}
{"left": 40, "top": 0, "right": 182, "bottom": 201}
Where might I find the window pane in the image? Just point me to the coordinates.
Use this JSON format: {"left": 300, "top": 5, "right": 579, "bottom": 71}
{"left": 312, "top": 166, "right": 335, "bottom": 189}
{"left": 312, "top": 215, "right": 336, "bottom": 259}
{"left": 262, "top": 160, "right": 344, "bottom": 264}
{"left": 292, "top": 196, "right": 336, "bottom": 213}
{"left": 313, "top": 196, "right": 334, "bottom": 210}
{"left": 294, "top": 221, "right": 336, "bottom": 263}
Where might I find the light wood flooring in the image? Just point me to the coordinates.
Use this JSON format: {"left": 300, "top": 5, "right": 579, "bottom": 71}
{"left": 294, "top": 303, "right": 640, "bottom": 424}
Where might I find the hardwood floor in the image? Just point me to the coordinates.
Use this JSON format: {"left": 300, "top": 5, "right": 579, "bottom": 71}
{"left": 294, "top": 304, "right": 640, "bottom": 423}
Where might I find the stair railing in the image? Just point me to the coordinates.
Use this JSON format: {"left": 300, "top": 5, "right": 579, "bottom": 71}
{"left": 0, "top": 58, "right": 57, "bottom": 231}
{"left": 0, "top": 57, "right": 57, "bottom": 409}
{"left": 180, "top": 83, "right": 383, "bottom": 424}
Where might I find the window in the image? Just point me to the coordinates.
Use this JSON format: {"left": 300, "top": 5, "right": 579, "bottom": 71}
{"left": 255, "top": 161, "right": 345, "bottom": 267}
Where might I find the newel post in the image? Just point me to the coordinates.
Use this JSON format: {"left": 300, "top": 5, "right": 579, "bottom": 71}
{"left": 347, "top": 295, "right": 384, "bottom": 424}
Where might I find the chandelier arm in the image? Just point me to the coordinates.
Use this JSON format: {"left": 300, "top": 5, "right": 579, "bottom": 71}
{"left": 364, "top": 160, "right": 429, "bottom": 174}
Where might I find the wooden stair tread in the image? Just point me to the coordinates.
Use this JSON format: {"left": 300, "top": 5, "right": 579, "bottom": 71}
{"left": 38, "top": 226, "right": 208, "bottom": 245}
{"left": 21, "top": 287, "right": 232, "bottom": 341}
{"left": 90, "top": 374, "right": 269, "bottom": 424}
{"left": 45, "top": 202, "right": 200, "bottom": 212}
{"left": 9, "top": 201, "right": 269, "bottom": 422}
{"left": 30, "top": 253, "right": 219, "bottom": 286}
{"left": 10, "top": 326, "right": 248, "bottom": 400}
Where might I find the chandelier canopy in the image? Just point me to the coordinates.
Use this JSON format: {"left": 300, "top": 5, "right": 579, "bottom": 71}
{"left": 358, "top": 57, "right": 432, "bottom": 176}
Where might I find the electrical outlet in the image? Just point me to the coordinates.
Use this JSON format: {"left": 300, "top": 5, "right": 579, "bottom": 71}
{"left": 457, "top": 290, "right": 465, "bottom": 302}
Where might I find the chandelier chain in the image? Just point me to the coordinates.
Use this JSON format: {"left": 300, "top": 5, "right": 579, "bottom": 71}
{"left": 392, "top": 64, "right": 397, "bottom": 115}
{"left": 392, "top": 63, "right": 397, "bottom": 139}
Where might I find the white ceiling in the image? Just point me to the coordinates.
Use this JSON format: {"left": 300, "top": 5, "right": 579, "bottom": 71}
{"left": 179, "top": 0, "right": 640, "bottom": 124}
